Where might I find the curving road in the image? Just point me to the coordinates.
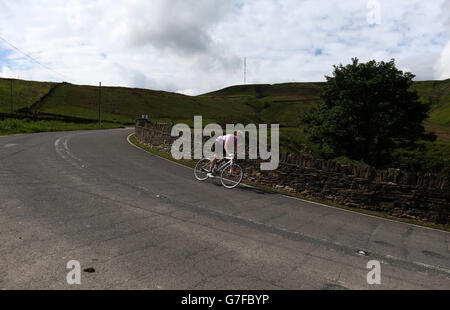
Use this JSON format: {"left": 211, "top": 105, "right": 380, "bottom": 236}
{"left": 0, "top": 128, "right": 449, "bottom": 289}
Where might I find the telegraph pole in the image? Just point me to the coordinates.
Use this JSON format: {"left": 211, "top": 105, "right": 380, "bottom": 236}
{"left": 10, "top": 79, "right": 13, "bottom": 114}
{"left": 98, "top": 82, "right": 102, "bottom": 127}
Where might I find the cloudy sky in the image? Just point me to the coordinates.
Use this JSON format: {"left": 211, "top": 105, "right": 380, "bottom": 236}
{"left": 0, "top": 0, "right": 449, "bottom": 95}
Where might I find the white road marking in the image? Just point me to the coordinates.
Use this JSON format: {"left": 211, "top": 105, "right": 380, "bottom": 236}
{"left": 4, "top": 144, "right": 17, "bottom": 148}
{"left": 55, "top": 133, "right": 88, "bottom": 169}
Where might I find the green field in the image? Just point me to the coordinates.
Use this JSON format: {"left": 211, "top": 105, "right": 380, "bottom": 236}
{"left": 2, "top": 77, "right": 449, "bottom": 127}
{"left": 0, "top": 78, "right": 327, "bottom": 126}
{"left": 0, "top": 78, "right": 56, "bottom": 114}
{"left": 412, "top": 80, "right": 450, "bottom": 127}
{"left": 0, "top": 77, "right": 449, "bottom": 172}
{"left": 0, "top": 118, "right": 124, "bottom": 136}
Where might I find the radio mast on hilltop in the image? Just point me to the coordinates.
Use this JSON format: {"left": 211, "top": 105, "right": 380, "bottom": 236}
{"left": 244, "top": 57, "right": 247, "bottom": 85}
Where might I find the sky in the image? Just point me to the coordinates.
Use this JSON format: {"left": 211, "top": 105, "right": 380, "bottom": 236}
{"left": 0, "top": 0, "right": 449, "bottom": 95}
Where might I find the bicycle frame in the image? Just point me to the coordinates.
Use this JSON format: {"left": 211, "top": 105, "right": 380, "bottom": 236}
{"left": 194, "top": 156, "right": 243, "bottom": 188}
{"left": 215, "top": 157, "right": 234, "bottom": 173}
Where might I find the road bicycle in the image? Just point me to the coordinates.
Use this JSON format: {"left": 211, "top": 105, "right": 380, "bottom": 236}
{"left": 194, "top": 155, "right": 244, "bottom": 189}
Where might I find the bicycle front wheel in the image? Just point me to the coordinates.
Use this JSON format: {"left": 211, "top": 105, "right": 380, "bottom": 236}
{"left": 194, "top": 158, "right": 211, "bottom": 181}
{"left": 220, "top": 163, "right": 243, "bottom": 189}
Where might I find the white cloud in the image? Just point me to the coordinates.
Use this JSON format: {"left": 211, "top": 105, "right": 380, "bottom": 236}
{"left": 434, "top": 0, "right": 450, "bottom": 80}
{"left": 435, "top": 42, "right": 450, "bottom": 80}
{"left": 0, "top": 0, "right": 448, "bottom": 95}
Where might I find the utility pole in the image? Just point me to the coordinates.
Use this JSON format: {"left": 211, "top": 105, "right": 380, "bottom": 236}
{"left": 98, "top": 82, "right": 102, "bottom": 127}
{"left": 10, "top": 79, "right": 13, "bottom": 115}
{"left": 244, "top": 57, "right": 247, "bottom": 85}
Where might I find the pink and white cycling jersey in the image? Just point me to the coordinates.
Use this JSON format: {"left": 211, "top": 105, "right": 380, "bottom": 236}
{"left": 216, "top": 134, "right": 237, "bottom": 153}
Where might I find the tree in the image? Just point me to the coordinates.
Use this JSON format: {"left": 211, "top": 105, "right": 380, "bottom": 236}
{"left": 303, "top": 58, "right": 433, "bottom": 167}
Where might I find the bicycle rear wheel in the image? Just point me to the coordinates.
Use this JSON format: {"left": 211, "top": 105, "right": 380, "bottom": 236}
{"left": 220, "top": 163, "right": 243, "bottom": 189}
{"left": 194, "top": 158, "right": 211, "bottom": 181}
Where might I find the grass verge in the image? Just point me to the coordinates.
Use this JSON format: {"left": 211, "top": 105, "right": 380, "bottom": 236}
{"left": 129, "top": 133, "right": 450, "bottom": 232}
{"left": 129, "top": 134, "right": 195, "bottom": 168}
{"left": 0, "top": 118, "right": 125, "bottom": 136}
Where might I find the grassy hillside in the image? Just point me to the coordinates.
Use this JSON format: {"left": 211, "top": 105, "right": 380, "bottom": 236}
{"left": 0, "top": 78, "right": 56, "bottom": 114}
{"left": 37, "top": 82, "right": 262, "bottom": 125}
{"left": 0, "top": 77, "right": 449, "bottom": 172}
{"left": 0, "top": 78, "right": 326, "bottom": 126}
{"left": 204, "top": 79, "right": 450, "bottom": 126}
{"left": 3, "top": 77, "right": 447, "bottom": 127}
{"left": 412, "top": 79, "right": 450, "bottom": 126}
{"left": 203, "top": 82, "right": 324, "bottom": 98}
{"left": 201, "top": 83, "right": 323, "bottom": 126}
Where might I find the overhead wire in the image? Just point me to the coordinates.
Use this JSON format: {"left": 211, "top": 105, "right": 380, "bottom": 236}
{"left": 0, "top": 34, "right": 73, "bottom": 82}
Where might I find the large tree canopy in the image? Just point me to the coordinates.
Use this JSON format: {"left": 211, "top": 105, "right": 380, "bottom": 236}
{"left": 304, "top": 58, "right": 432, "bottom": 167}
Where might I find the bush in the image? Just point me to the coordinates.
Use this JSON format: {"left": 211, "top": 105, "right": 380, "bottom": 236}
{"left": 303, "top": 58, "right": 431, "bottom": 167}
{"left": 390, "top": 141, "right": 450, "bottom": 175}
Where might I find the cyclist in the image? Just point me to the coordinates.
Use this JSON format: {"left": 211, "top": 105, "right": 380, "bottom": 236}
{"left": 207, "top": 131, "right": 242, "bottom": 178}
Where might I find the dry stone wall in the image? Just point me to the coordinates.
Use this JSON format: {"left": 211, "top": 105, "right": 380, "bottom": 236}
{"left": 135, "top": 119, "right": 449, "bottom": 224}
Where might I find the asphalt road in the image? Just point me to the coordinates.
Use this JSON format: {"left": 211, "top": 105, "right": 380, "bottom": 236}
{"left": 0, "top": 128, "right": 449, "bottom": 290}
